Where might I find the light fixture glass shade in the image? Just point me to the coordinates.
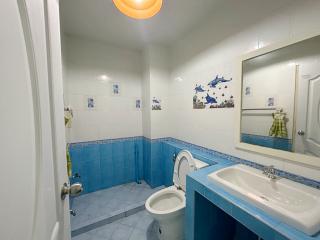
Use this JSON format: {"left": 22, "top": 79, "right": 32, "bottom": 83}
{"left": 113, "top": 0, "right": 163, "bottom": 19}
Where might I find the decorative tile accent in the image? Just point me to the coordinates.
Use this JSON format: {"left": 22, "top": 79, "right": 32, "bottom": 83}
{"left": 111, "top": 82, "right": 120, "bottom": 96}
{"left": 86, "top": 96, "right": 95, "bottom": 109}
{"left": 151, "top": 97, "right": 162, "bottom": 110}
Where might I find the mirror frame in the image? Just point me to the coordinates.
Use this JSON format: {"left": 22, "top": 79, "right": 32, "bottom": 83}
{"left": 235, "top": 31, "right": 320, "bottom": 168}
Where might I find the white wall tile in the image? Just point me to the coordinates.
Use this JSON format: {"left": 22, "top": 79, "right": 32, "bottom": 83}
{"left": 64, "top": 36, "right": 143, "bottom": 142}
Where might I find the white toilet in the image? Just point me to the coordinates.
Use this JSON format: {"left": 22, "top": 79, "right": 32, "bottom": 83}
{"left": 145, "top": 150, "right": 208, "bottom": 240}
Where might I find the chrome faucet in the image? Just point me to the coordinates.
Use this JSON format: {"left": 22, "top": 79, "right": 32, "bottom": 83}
{"left": 262, "top": 165, "right": 277, "bottom": 179}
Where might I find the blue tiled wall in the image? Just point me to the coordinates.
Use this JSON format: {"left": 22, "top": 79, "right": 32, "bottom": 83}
{"left": 69, "top": 137, "right": 143, "bottom": 194}
{"left": 69, "top": 137, "right": 174, "bottom": 194}
{"left": 69, "top": 136, "right": 319, "bottom": 195}
{"left": 142, "top": 138, "right": 176, "bottom": 188}
{"left": 241, "top": 133, "right": 292, "bottom": 152}
{"left": 162, "top": 142, "right": 177, "bottom": 187}
{"left": 69, "top": 137, "right": 176, "bottom": 194}
{"left": 150, "top": 140, "right": 164, "bottom": 187}
{"left": 142, "top": 138, "right": 151, "bottom": 185}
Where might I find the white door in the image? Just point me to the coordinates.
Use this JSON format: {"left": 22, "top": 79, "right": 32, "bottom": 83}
{"left": 295, "top": 61, "right": 320, "bottom": 157}
{"left": 0, "top": 1, "right": 70, "bottom": 240}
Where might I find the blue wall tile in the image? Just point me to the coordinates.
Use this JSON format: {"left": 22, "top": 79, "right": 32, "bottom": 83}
{"left": 99, "top": 142, "right": 113, "bottom": 189}
{"left": 82, "top": 160, "right": 101, "bottom": 193}
{"left": 113, "top": 142, "right": 125, "bottom": 185}
{"left": 241, "top": 133, "right": 292, "bottom": 152}
{"left": 162, "top": 143, "right": 176, "bottom": 187}
{"left": 143, "top": 138, "right": 151, "bottom": 185}
{"left": 134, "top": 139, "right": 144, "bottom": 182}
{"left": 150, "top": 141, "right": 164, "bottom": 187}
{"left": 69, "top": 137, "right": 144, "bottom": 194}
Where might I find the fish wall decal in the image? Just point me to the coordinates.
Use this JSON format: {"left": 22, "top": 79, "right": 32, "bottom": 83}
{"left": 208, "top": 75, "right": 232, "bottom": 88}
{"left": 205, "top": 93, "right": 217, "bottom": 104}
{"left": 194, "top": 84, "right": 205, "bottom": 93}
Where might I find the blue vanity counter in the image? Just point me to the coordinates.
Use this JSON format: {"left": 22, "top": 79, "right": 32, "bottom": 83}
{"left": 186, "top": 162, "right": 320, "bottom": 240}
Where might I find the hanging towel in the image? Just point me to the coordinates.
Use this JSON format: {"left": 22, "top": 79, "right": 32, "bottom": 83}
{"left": 64, "top": 110, "right": 73, "bottom": 128}
{"left": 269, "top": 111, "right": 288, "bottom": 138}
{"left": 66, "top": 144, "right": 72, "bottom": 177}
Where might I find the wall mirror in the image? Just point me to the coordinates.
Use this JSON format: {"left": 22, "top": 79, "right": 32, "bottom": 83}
{"left": 237, "top": 34, "right": 320, "bottom": 167}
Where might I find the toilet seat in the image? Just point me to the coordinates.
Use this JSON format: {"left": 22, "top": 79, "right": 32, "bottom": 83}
{"left": 145, "top": 150, "right": 209, "bottom": 240}
{"left": 173, "top": 150, "right": 195, "bottom": 192}
{"left": 145, "top": 186, "right": 185, "bottom": 217}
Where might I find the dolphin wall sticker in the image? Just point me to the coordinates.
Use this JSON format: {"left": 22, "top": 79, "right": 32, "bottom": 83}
{"left": 208, "top": 75, "right": 232, "bottom": 88}
{"left": 205, "top": 93, "right": 217, "bottom": 104}
{"left": 194, "top": 84, "right": 205, "bottom": 93}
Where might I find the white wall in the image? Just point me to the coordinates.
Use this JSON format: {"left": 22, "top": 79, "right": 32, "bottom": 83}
{"left": 142, "top": 49, "right": 151, "bottom": 138}
{"left": 142, "top": 45, "right": 170, "bottom": 139}
{"left": 63, "top": 35, "right": 143, "bottom": 142}
{"left": 168, "top": 0, "right": 320, "bottom": 180}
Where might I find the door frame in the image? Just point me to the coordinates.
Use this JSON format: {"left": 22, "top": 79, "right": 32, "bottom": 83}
{"left": 44, "top": 0, "right": 71, "bottom": 239}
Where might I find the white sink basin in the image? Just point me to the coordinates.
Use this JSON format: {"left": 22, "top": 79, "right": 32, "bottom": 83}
{"left": 207, "top": 164, "right": 320, "bottom": 236}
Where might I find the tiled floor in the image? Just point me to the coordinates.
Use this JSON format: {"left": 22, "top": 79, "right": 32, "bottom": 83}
{"left": 70, "top": 181, "right": 163, "bottom": 231}
{"left": 72, "top": 210, "right": 159, "bottom": 240}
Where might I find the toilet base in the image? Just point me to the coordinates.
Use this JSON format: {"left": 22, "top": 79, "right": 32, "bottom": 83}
{"left": 156, "top": 213, "right": 184, "bottom": 240}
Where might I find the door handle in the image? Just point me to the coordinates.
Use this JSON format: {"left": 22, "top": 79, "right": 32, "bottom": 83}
{"left": 61, "top": 182, "right": 83, "bottom": 200}
{"left": 297, "top": 130, "right": 305, "bottom": 136}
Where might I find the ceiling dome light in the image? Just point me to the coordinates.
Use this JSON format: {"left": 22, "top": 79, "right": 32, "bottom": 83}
{"left": 113, "top": 0, "right": 163, "bottom": 19}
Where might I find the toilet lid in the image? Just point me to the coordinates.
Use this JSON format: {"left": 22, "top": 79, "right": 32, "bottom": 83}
{"left": 173, "top": 150, "right": 195, "bottom": 192}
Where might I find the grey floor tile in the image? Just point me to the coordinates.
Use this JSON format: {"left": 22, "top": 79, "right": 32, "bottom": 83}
{"left": 71, "top": 181, "right": 164, "bottom": 230}
{"left": 135, "top": 211, "right": 154, "bottom": 231}
{"left": 120, "top": 212, "right": 141, "bottom": 228}
{"left": 110, "top": 224, "right": 134, "bottom": 240}
{"left": 71, "top": 233, "right": 91, "bottom": 240}
{"left": 86, "top": 222, "right": 119, "bottom": 240}
{"left": 129, "top": 228, "right": 147, "bottom": 240}
{"left": 73, "top": 210, "right": 160, "bottom": 240}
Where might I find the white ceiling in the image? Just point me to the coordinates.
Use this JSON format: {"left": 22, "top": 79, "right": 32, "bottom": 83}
{"left": 59, "top": 0, "right": 227, "bottom": 49}
{"left": 60, "top": 0, "right": 298, "bottom": 50}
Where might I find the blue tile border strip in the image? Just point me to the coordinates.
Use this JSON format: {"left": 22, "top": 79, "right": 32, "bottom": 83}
{"left": 69, "top": 136, "right": 144, "bottom": 147}
{"left": 142, "top": 136, "right": 171, "bottom": 142}
{"left": 68, "top": 136, "right": 320, "bottom": 189}
{"left": 164, "top": 137, "right": 320, "bottom": 190}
